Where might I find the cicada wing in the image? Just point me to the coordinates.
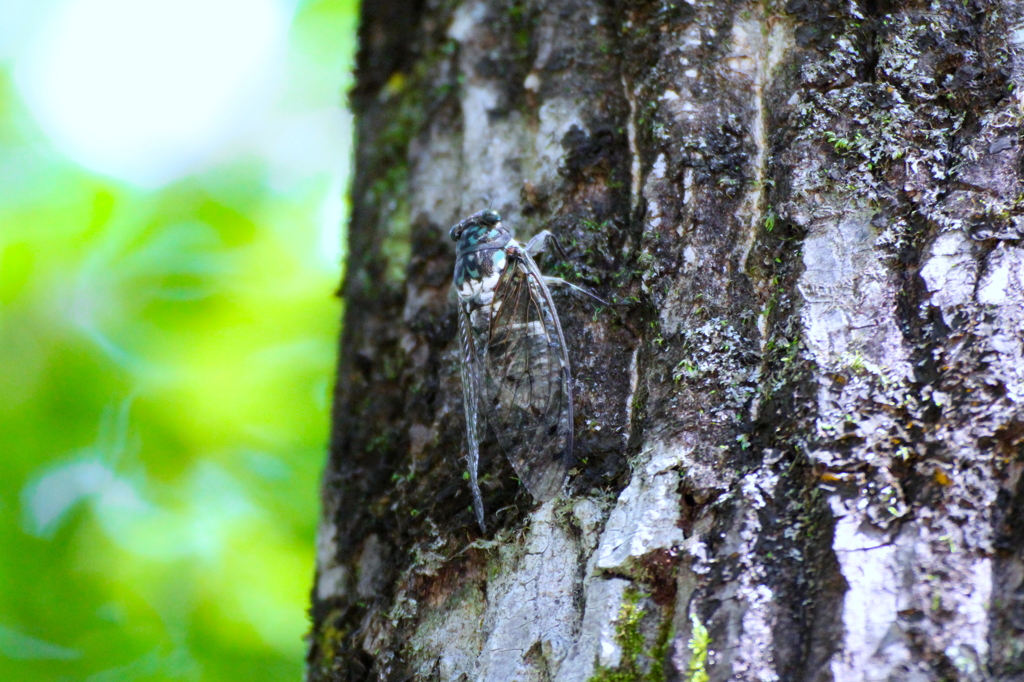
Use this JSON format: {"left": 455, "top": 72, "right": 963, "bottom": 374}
{"left": 458, "top": 302, "right": 487, "bottom": 531}
{"left": 481, "top": 251, "right": 573, "bottom": 502}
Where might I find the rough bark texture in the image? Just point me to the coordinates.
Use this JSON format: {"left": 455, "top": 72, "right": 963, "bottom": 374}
{"left": 309, "top": 1, "right": 1024, "bottom": 680}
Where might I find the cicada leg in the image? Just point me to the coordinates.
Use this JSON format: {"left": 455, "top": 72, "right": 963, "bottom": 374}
{"left": 543, "top": 276, "right": 609, "bottom": 305}
{"left": 522, "top": 231, "right": 609, "bottom": 305}
{"left": 523, "top": 230, "right": 566, "bottom": 259}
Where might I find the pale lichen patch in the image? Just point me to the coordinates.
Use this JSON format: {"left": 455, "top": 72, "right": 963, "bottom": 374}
{"left": 798, "top": 211, "right": 910, "bottom": 374}
{"left": 977, "top": 245, "right": 1024, "bottom": 306}
{"left": 828, "top": 505, "right": 909, "bottom": 682}
{"left": 316, "top": 565, "right": 347, "bottom": 601}
{"left": 356, "top": 534, "right": 386, "bottom": 599}
{"left": 919, "top": 231, "right": 978, "bottom": 322}
{"left": 536, "top": 98, "right": 585, "bottom": 186}
{"left": 476, "top": 503, "right": 581, "bottom": 682}
{"left": 593, "top": 433, "right": 723, "bottom": 573}
{"left": 409, "top": 583, "right": 486, "bottom": 680}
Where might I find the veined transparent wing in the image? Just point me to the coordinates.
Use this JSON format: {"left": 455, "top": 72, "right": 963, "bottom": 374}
{"left": 479, "top": 246, "right": 573, "bottom": 502}
{"left": 457, "top": 303, "right": 487, "bottom": 531}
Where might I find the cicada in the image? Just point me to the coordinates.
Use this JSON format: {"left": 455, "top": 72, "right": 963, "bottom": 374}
{"left": 450, "top": 209, "right": 573, "bottom": 531}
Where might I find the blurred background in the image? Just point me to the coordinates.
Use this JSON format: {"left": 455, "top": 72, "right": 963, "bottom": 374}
{"left": 0, "top": 0, "right": 357, "bottom": 679}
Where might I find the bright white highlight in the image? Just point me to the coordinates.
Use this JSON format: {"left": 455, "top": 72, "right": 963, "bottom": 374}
{"left": 16, "top": 0, "right": 286, "bottom": 186}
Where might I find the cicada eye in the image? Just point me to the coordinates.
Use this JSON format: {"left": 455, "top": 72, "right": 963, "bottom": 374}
{"left": 481, "top": 209, "right": 501, "bottom": 224}
{"left": 450, "top": 223, "right": 464, "bottom": 241}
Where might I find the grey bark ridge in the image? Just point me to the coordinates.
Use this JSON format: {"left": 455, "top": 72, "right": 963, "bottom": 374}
{"left": 310, "top": 0, "right": 1024, "bottom": 681}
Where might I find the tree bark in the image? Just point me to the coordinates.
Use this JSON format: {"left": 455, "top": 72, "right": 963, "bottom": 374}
{"left": 308, "top": 1, "right": 1024, "bottom": 680}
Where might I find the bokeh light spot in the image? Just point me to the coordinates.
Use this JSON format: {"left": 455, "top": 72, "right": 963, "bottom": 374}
{"left": 16, "top": 0, "right": 287, "bottom": 186}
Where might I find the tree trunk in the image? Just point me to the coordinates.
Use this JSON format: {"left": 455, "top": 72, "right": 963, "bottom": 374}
{"left": 308, "top": 0, "right": 1024, "bottom": 680}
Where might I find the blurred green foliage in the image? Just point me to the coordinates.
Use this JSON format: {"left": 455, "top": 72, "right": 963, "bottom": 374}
{"left": 0, "top": 0, "right": 357, "bottom": 680}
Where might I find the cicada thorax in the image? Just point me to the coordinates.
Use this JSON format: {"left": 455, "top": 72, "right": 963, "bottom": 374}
{"left": 453, "top": 214, "right": 514, "bottom": 336}
{"left": 455, "top": 248, "right": 507, "bottom": 307}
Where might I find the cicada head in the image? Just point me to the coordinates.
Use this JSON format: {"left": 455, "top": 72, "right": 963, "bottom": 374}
{"left": 449, "top": 209, "right": 510, "bottom": 256}
{"left": 450, "top": 209, "right": 514, "bottom": 304}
